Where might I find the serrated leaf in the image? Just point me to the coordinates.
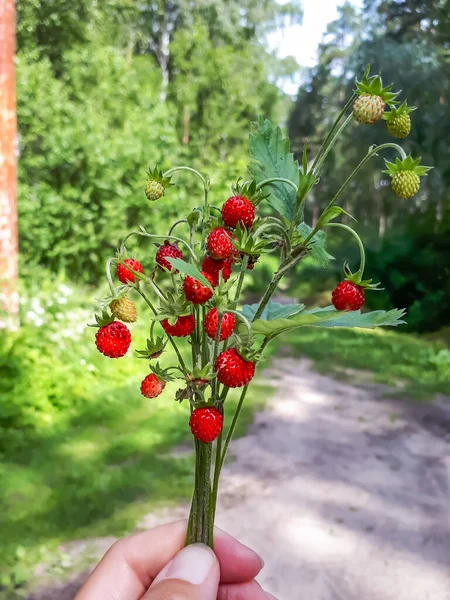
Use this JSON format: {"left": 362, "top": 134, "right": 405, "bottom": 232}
{"left": 241, "top": 301, "right": 305, "bottom": 322}
{"left": 297, "top": 223, "right": 334, "bottom": 267}
{"left": 249, "top": 305, "right": 406, "bottom": 338}
{"left": 167, "top": 258, "right": 213, "bottom": 290}
{"left": 248, "top": 118, "right": 299, "bottom": 220}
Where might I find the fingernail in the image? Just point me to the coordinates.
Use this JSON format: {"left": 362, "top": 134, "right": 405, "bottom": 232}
{"left": 166, "top": 543, "right": 215, "bottom": 585}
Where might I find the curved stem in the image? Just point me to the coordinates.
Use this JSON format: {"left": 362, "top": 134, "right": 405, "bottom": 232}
{"left": 256, "top": 177, "right": 298, "bottom": 193}
{"left": 219, "top": 385, "right": 249, "bottom": 471}
{"left": 135, "top": 287, "right": 188, "bottom": 374}
{"left": 164, "top": 166, "right": 207, "bottom": 189}
{"left": 313, "top": 113, "right": 353, "bottom": 175}
{"left": 227, "top": 309, "right": 252, "bottom": 339}
{"left": 325, "top": 223, "right": 366, "bottom": 277}
{"left": 168, "top": 220, "right": 189, "bottom": 236}
{"left": 105, "top": 258, "right": 117, "bottom": 295}
{"left": 304, "top": 143, "right": 407, "bottom": 246}
{"left": 232, "top": 256, "right": 248, "bottom": 309}
{"left": 311, "top": 93, "right": 357, "bottom": 173}
{"left": 120, "top": 231, "right": 197, "bottom": 262}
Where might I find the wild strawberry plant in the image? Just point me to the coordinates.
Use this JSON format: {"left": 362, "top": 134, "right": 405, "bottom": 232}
{"left": 91, "top": 67, "right": 431, "bottom": 546}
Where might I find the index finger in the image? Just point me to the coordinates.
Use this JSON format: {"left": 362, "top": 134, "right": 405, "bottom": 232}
{"left": 75, "top": 520, "right": 264, "bottom": 600}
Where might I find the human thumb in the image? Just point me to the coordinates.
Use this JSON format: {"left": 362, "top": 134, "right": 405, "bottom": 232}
{"left": 142, "top": 543, "right": 220, "bottom": 600}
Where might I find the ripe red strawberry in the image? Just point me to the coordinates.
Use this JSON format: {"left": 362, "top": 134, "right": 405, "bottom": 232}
{"left": 189, "top": 407, "right": 223, "bottom": 443}
{"left": 116, "top": 259, "right": 143, "bottom": 284}
{"left": 95, "top": 321, "right": 131, "bottom": 358}
{"left": 207, "top": 227, "right": 234, "bottom": 260}
{"left": 161, "top": 314, "right": 195, "bottom": 337}
{"left": 331, "top": 281, "right": 365, "bottom": 311}
{"left": 201, "top": 256, "right": 232, "bottom": 287}
{"left": 183, "top": 271, "right": 214, "bottom": 305}
{"left": 204, "top": 308, "right": 235, "bottom": 341}
{"left": 140, "top": 373, "right": 166, "bottom": 398}
{"left": 215, "top": 348, "right": 255, "bottom": 388}
{"left": 155, "top": 241, "right": 183, "bottom": 271}
{"left": 222, "top": 195, "right": 256, "bottom": 229}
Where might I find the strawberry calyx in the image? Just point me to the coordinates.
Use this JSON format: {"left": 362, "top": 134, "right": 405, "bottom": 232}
{"left": 382, "top": 154, "right": 432, "bottom": 178}
{"left": 382, "top": 100, "right": 416, "bottom": 122}
{"left": 135, "top": 336, "right": 167, "bottom": 360}
{"left": 149, "top": 361, "right": 177, "bottom": 382}
{"left": 343, "top": 262, "right": 383, "bottom": 291}
{"left": 89, "top": 309, "right": 115, "bottom": 328}
{"left": 230, "top": 178, "right": 268, "bottom": 208}
{"left": 354, "top": 65, "right": 399, "bottom": 106}
{"left": 152, "top": 290, "right": 192, "bottom": 324}
{"left": 145, "top": 166, "right": 174, "bottom": 190}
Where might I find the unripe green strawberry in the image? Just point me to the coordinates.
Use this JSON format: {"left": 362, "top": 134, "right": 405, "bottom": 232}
{"left": 383, "top": 101, "right": 415, "bottom": 139}
{"left": 352, "top": 67, "right": 398, "bottom": 125}
{"left": 110, "top": 297, "right": 137, "bottom": 323}
{"left": 391, "top": 171, "right": 420, "bottom": 199}
{"left": 353, "top": 94, "right": 385, "bottom": 124}
{"left": 145, "top": 180, "right": 165, "bottom": 201}
{"left": 144, "top": 167, "right": 173, "bottom": 201}
{"left": 383, "top": 154, "right": 431, "bottom": 200}
{"left": 386, "top": 113, "right": 411, "bottom": 138}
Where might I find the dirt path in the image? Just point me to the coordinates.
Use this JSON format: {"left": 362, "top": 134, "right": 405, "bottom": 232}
{"left": 28, "top": 358, "right": 450, "bottom": 600}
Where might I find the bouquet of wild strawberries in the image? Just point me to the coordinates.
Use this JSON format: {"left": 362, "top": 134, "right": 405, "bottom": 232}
{"left": 91, "top": 67, "right": 430, "bottom": 546}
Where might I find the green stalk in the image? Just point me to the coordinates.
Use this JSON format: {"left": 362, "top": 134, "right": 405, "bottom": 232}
{"left": 105, "top": 258, "right": 117, "bottom": 295}
{"left": 164, "top": 166, "right": 207, "bottom": 189}
{"left": 311, "top": 93, "right": 357, "bottom": 173}
{"left": 135, "top": 288, "right": 188, "bottom": 374}
{"left": 232, "top": 256, "right": 248, "bottom": 310}
{"left": 219, "top": 386, "right": 248, "bottom": 472}
{"left": 313, "top": 113, "right": 353, "bottom": 175}
{"left": 304, "top": 142, "right": 408, "bottom": 246}
{"left": 168, "top": 219, "right": 189, "bottom": 236}
{"left": 120, "top": 231, "right": 197, "bottom": 262}
{"left": 326, "top": 222, "right": 366, "bottom": 276}
{"left": 256, "top": 177, "right": 299, "bottom": 193}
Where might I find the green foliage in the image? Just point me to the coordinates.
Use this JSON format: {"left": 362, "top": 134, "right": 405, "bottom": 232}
{"left": 15, "top": 0, "right": 296, "bottom": 283}
{"left": 248, "top": 118, "right": 299, "bottom": 219}
{"left": 242, "top": 303, "right": 406, "bottom": 338}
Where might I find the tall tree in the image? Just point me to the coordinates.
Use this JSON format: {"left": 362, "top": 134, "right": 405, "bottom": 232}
{"left": 0, "top": 0, "right": 18, "bottom": 329}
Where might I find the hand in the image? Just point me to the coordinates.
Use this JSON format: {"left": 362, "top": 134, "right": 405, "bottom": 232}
{"left": 75, "top": 520, "right": 277, "bottom": 600}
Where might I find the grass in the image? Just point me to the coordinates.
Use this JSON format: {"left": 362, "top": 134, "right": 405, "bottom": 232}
{"left": 281, "top": 326, "right": 450, "bottom": 400}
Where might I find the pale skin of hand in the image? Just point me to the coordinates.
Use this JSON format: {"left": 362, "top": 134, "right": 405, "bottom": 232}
{"left": 75, "top": 520, "right": 277, "bottom": 600}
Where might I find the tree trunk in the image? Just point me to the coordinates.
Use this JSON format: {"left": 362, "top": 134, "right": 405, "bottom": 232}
{"left": 0, "top": 0, "right": 19, "bottom": 329}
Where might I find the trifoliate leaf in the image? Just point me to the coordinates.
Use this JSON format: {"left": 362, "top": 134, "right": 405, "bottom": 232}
{"left": 248, "top": 305, "right": 406, "bottom": 338}
{"left": 248, "top": 118, "right": 299, "bottom": 220}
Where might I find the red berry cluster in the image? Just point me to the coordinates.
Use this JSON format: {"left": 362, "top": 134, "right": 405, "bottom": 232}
{"left": 94, "top": 191, "right": 259, "bottom": 444}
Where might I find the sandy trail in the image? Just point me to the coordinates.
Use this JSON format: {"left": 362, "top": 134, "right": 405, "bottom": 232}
{"left": 28, "top": 358, "right": 450, "bottom": 600}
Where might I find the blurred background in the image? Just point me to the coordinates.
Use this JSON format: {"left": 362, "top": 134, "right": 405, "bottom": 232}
{"left": 1, "top": 0, "right": 449, "bottom": 597}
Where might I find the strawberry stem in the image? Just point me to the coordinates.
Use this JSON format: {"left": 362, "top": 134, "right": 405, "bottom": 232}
{"left": 325, "top": 223, "right": 366, "bottom": 278}
{"left": 310, "top": 93, "right": 356, "bottom": 173}
{"left": 256, "top": 177, "right": 298, "bottom": 193}
{"left": 163, "top": 166, "right": 207, "bottom": 189}
{"left": 105, "top": 258, "right": 117, "bottom": 295}
{"left": 313, "top": 113, "right": 353, "bottom": 175}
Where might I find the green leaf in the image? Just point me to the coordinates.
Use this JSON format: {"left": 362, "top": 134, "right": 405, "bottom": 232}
{"left": 249, "top": 305, "right": 406, "bottom": 338}
{"left": 167, "top": 258, "right": 213, "bottom": 290}
{"left": 241, "top": 301, "right": 305, "bottom": 322}
{"left": 297, "top": 223, "right": 334, "bottom": 267}
{"left": 317, "top": 206, "right": 356, "bottom": 227}
{"left": 248, "top": 118, "right": 299, "bottom": 220}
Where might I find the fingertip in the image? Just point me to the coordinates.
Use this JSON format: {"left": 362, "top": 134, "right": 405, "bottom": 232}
{"left": 214, "top": 528, "right": 264, "bottom": 583}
